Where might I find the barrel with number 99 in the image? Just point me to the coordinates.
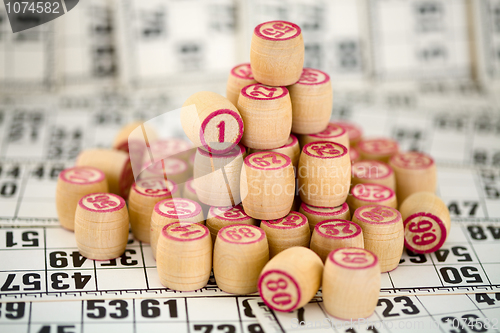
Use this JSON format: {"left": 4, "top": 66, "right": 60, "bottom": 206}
{"left": 399, "top": 192, "right": 451, "bottom": 254}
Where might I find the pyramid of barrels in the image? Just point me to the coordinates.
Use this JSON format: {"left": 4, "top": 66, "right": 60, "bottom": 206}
{"left": 56, "top": 21, "right": 450, "bottom": 320}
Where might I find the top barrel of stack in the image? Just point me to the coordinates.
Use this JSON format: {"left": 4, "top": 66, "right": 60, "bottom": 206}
{"left": 250, "top": 21, "right": 304, "bottom": 87}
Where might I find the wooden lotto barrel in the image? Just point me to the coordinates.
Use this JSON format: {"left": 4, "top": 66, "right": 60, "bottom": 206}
{"left": 297, "top": 141, "right": 350, "bottom": 208}
{"left": 56, "top": 166, "right": 108, "bottom": 231}
{"left": 357, "top": 138, "right": 399, "bottom": 163}
{"left": 260, "top": 211, "right": 310, "bottom": 258}
{"left": 150, "top": 198, "right": 204, "bottom": 259}
{"left": 181, "top": 91, "right": 244, "bottom": 154}
{"left": 247, "top": 134, "right": 301, "bottom": 173}
{"left": 145, "top": 138, "right": 193, "bottom": 164}
{"left": 298, "top": 123, "right": 350, "bottom": 150}
{"left": 206, "top": 205, "right": 257, "bottom": 244}
{"left": 226, "top": 63, "right": 257, "bottom": 106}
{"left": 112, "top": 121, "right": 144, "bottom": 152}
{"left": 213, "top": 224, "right": 269, "bottom": 294}
{"left": 140, "top": 158, "right": 190, "bottom": 186}
{"left": 351, "top": 160, "right": 396, "bottom": 190}
{"left": 288, "top": 68, "right": 332, "bottom": 134}
{"left": 399, "top": 192, "right": 451, "bottom": 254}
{"left": 347, "top": 183, "right": 397, "bottom": 212}
{"left": 237, "top": 83, "right": 292, "bottom": 150}
{"left": 250, "top": 20, "right": 304, "bottom": 86}
{"left": 193, "top": 144, "right": 245, "bottom": 207}
{"left": 323, "top": 248, "right": 380, "bottom": 319}
{"left": 240, "top": 152, "right": 295, "bottom": 220}
{"left": 335, "top": 121, "right": 363, "bottom": 147}
{"left": 310, "top": 219, "right": 364, "bottom": 263}
{"left": 76, "top": 149, "right": 134, "bottom": 199}
{"left": 156, "top": 222, "right": 212, "bottom": 291}
{"left": 258, "top": 247, "right": 323, "bottom": 312}
{"left": 389, "top": 151, "right": 437, "bottom": 205}
{"left": 352, "top": 205, "right": 404, "bottom": 272}
{"left": 74, "top": 193, "right": 129, "bottom": 260}
{"left": 299, "top": 202, "right": 350, "bottom": 234}
{"left": 128, "top": 178, "right": 178, "bottom": 243}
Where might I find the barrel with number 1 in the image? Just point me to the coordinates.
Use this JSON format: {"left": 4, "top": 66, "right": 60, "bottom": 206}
{"left": 213, "top": 224, "right": 269, "bottom": 294}
{"left": 75, "top": 193, "right": 129, "bottom": 260}
{"left": 56, "top": 166, "right": 108, "bottom": 231}
{"left": 150, "top": 198, "right": 204, "bottom": 259}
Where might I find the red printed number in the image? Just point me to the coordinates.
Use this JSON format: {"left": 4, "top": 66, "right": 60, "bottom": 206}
{"left": 216, "top": 121, "right": 225, "bottom": 143}
{"left": 164, "top": 201, "right": 191, "bottom": 215}
{"left": 86, "top": 195, "right": 117, "bottom": 209}
{"left": 249, "top": 85, "right": 277, "bottom": 98}
{"left": 225, "top": 227, "right": 255, "bottom": 241}
{"left": 409, "top": 220, "right": 437, "bottom": 246}
{"left": 321, "top": 222, "right": 352, "bottom": 236}
{"left": 253, "top": 153, "right": 280, "bottom": 167}
{"left": 310, "top": 144, "right": 340, "bottom": 156}
{"left": 266, "top": 278, "right": 291, "bottom": 306}
{"left": 342, "top": 251, "right": 368, "bottom": 264}
{"left": 69, "top": 169, "right": 95, "bottom": 181}
{"left": 171, "top": 225, "right": 201, "bottom": 238}
{"left": 262, "top": 22, "right": 294, "bottom": 38}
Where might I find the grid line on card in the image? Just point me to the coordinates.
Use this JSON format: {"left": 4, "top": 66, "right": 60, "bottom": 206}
{"left": 473, "top": 169, "right": 490, "bottom": 218}
{"left": 185, "top": 298, "right": 191, "bottom": 333}
{"left": 13, "top": 165, "right": 29, "bottom": 220}
{"left": 27, "top": 301, "right": 32, "bottom": 333}
{"left": 43, "top": 228, "right": 48, "bottom": 295}
{"left": 235, "top": 297, "right": 244, "bottom": 333}
{"left": 139, "top": 242, "right": 150, "bottom": 290}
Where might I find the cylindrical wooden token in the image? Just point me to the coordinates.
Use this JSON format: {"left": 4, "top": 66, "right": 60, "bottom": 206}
{"left": 181, "top": 91, "right": 244, "bottom": 154}
{"left": 237, "top": 83, "right": 292, "bottom": 149}
{"left": 128, "top": 178, "right": 178, "bottom": 243}
{"left": 182, "top": 178, "right": 209, "bottom": 217}
{"left": 357, "top": 138, "right": 399, "bottom": 163}
{"left": 74, "top": 193, "right": 129, "bottom": 260}
{"left": 226, "top": 63, "right": 258, "bottom": 106}
{"left": 261, "top": 211, "right": 310, "bottom": 258}
{"left": 347, "top": 183, "right": 397, "bottom": 212}
{"left": 352, "top": 205, "right": 404, "bottom": 272}
{"left": 156, "top": 222, "right": 212, "bottom": 291}
{"left": 351, "top": 160, "right": 396, "bottom": 190}
{"left": 56, "top": 167, "right": 108, "bottom": 231}
{"left": 399, "top": 192, "right": 451, "bottom": 254}
{"left": 150, "top": 198, "right": 204, "bottom": 259}
{"left": 240, "top": 152, "right": 295, "bottom": 220}
{"left": 310, "top": 219, "right": 364, "bottom": 262}
{"left": 250, "top": 21, "right": 304, "bottom": 86}
{"left": 112, "top": 121, "right": 144, "bottom": 152}
{"left": 288, "top": 68, "right": 332, "bottom": 134}
{"left": 323, "top": 248, "right": 380, "bottom": 319}
{"left": 146, "top": 138, "right": 193, "bottom": 163}
{"left": 247, "top": 134, "right": 301, "bottom": 173}
{"left": 298, "top": 123, "right": 350, "bottom": 150}
{"left": 350, "top": 146, "right": 361, "bottom": 163}
{"left": 206, "top": 205, "right": 257, "bottom": 244}
{"left": 193, "top": 145, "right": 245, "bottom": 207}
{"left": 297, "top": 141, "right": 351, "bottom": 208}
{"left": 213, "top": 224, "right": 269, "bottom": 294}
{"left": 390, "top": 151, "right": 437, "bottom": 205}
{"left": 258, "top": 247, "right": 323, "bottom": 312}
{"left": 140, "top": 158, "right": 190, "bottom": 185}
{"left": 299, "top": 202, "right": 350, "bottom": 234}
{"left": 76, "top": 149, "right": 134, "bottom": 199}
{"left": 335, "top": 121, "right": 363, "bottom": 147}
